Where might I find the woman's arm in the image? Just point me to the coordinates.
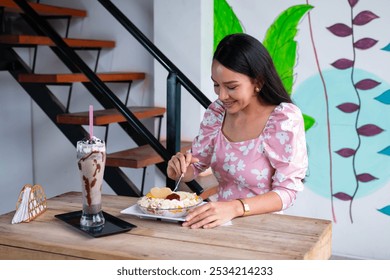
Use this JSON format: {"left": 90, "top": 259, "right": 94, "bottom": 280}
{"left": 183, "top": 191, "right": 283, "bottom": 229}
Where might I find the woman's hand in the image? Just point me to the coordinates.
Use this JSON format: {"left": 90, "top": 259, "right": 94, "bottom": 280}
{"left": 182, "top": 200, "right": 243, "bottom": 229}
{"left": 167, "top": 151, "right": 198, "bottom": 181}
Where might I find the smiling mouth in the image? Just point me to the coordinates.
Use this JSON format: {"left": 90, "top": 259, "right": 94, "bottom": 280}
{"left": 223, "top": 101, "right": 235, "bottom": 107}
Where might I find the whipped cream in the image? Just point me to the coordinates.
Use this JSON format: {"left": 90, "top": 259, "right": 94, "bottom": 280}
{"left": 137, "top": 191, "right": 201, "bottom": 210}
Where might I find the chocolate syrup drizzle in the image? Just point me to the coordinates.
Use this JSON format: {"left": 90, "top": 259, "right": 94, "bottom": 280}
{"left": 78, "top": 151, "right": 105, "bottom": 206}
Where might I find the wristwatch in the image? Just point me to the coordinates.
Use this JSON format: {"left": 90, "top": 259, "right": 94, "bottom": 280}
{"left": 237, "top": 199, "right": 250, "bottom": 216}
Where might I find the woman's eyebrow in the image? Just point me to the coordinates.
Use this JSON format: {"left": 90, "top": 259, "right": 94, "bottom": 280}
{"left": 211, "top": 77, "right": 238, "bottom": 84}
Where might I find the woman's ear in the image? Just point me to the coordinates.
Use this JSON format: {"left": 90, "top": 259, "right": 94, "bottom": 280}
{"left": 256, "top": 78, "right": 264, "bottom": 88}
{"left": 254, "top": 80, "right": 264, "bottom": 93}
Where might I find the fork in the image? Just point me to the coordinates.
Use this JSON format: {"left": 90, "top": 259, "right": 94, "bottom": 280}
{"left": 173, "top": 173, "right": 184, "bottom": 192}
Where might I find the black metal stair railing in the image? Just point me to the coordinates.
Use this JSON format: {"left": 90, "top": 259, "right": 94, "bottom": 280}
{"left": 12, "top": 0, "right": 208, "bottom": 194}
{"left": 97, "top": 0, "right": 211, "bottom": 108}
{"left": 98, "top": 0, "right": 212, "bottom": 193}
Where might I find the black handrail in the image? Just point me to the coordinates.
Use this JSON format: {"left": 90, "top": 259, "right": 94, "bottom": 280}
{"left": 13, "top": 0, "right": 170, "bottom": 162}
{"left": 98, "top": 0, "right": 211, "bottom": 109}
{"left": 99, "top": 0, "right": 211, "bottom": 194}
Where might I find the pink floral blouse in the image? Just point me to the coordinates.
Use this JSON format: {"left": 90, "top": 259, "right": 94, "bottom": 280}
{"left": 191, "top": 99, "right": 308, "bottom": 210}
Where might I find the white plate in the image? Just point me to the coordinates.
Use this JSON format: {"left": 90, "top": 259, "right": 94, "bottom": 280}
{"left": 121, "top": 203, "right": 233, "bottom": 226}
{"left": 120, "top": 204, "right": 188, "bottom": 222}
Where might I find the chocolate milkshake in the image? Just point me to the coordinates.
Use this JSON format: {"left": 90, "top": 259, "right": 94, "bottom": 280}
{"left": 77, "top": 136, "right": 106, "bottom": 230}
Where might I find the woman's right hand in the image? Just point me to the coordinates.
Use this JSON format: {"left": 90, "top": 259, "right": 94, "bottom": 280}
{"left": 167, "top": 151, "right": 199, "bottom": 181}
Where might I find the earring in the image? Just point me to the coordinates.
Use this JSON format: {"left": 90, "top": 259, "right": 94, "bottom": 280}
{"left": 255, "top": 87, "right": 260, "bottom": 92}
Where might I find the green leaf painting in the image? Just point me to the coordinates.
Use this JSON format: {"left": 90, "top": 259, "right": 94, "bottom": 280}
{"left": 263, "top": 4, "right": 313, "bottom": 95}
{"left": 303, "top": 114, "right": 315, "bottom": 131}
{"left": 214, "top": 0, "right": 243, "bottom": 53}
{"left": 213, "top": 1, "right": 315, "bottom": 131}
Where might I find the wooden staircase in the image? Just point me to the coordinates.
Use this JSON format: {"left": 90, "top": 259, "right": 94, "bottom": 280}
{"left": 0, "top": 34, "right": 116, "bottom": 48}
{"left": 106, "top": 141, "right": 192, "bottom": 169}
{"left": 56, "top": 106, "right": 166, "bottom": 126}
{"left": 17, "top": 72, "right": 145, "bottom": 83}
{"left": 0, "top": 0, "right": 87, "bottom": 17}
{"left": 0, "top": 0, "right": 195, "bottom": 196}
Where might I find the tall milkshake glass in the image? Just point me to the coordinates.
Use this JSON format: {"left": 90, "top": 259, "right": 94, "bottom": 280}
{"left": 77, "top": 136, "right": 106, "bottom": 230}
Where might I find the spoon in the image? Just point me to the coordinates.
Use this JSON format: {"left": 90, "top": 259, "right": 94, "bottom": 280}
{"left": 173, "top": 173, "right": 184, "bottom": 192}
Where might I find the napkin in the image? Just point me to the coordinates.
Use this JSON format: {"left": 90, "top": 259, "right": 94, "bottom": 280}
{"left": 12, "top": 184, "right": 47, "bottom": 224}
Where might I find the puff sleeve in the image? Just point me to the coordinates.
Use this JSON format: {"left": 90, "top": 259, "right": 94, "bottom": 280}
{"left": 191, "top": 100, "right": 224, "bottom": 177}
{"left": 263, "top": 103, "right": 308, "bottom": 210}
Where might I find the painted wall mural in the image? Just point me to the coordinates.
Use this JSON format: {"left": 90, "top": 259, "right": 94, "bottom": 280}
{"left": 214, "top": 0, "right": 390, "bottom": 230}
{"left": 317, "top": 0, "right": 389, "bottom": 223}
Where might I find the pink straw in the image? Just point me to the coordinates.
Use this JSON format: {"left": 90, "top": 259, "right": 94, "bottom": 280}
{"left": 89, "top": 105, "right": 93, "bottom": 140}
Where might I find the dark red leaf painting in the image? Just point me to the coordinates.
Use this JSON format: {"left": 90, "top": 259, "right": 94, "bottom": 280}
{"left": 331, "top": 58, "right": 354, "bottom": 69}
{"left": 354, "top": 37, "right": 378, "bottom": 49}
{"left": 356, "top": 173, "right": 378, "bottom": 183}
{"left": 357, "top": 124, "right": 384, "bottom": 136}
{"left": 335, "top": 148, "right": 356, "bottom": 157}
{"left": 348, "top": 0, "right": 358, "bottom": 8}
{"left": 353, "top": 11, "right": 379, "bottom": 25}
{"left": 355, "top": 79, "right": 381, "bottom": 90}
{"left": 327, "top": 23, "right": 352, "bottom": 37}
{"left": 333, "top": 192, "right": 353, "bottom": 201}
{"left": 336, "top": 102, "right": 360, "bottom": 113}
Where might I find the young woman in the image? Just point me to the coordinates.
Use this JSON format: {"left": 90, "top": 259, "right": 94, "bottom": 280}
{"left": 167, "top": 33, "right": 308, "bottom": 229}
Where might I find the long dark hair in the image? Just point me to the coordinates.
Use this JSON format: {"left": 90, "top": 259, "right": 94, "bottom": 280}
{"left": 213, "top": 33, "right": 292, "bottom": 105}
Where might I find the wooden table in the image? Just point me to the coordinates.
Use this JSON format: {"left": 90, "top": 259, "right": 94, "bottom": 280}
{"left": 0, "top": 192, "right": 332, "bottom": 259}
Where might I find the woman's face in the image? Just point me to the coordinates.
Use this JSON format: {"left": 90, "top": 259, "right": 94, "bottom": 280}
{"left": 211, "top": 60, "right": 258, "bottom": 114}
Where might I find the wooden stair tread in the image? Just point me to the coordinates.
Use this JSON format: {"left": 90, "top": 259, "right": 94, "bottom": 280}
{"left": 18, "top": 72, "right": 145, "bottom": 83}
{"left": 0, "top": 34, "right": 115, "bottom": 48}
{"left": 106, "top": 141, "right": 192, "bottom": 169}
{"left": 0, "top": 0, "right": 87, "bottom": 17}
{"left": 57, "top": 106, "right": 166, "bottom": 125}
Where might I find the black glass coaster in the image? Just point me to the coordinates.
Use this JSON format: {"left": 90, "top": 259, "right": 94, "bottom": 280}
{"left": 55, "top": 210, "right": 137, "bottom": 238}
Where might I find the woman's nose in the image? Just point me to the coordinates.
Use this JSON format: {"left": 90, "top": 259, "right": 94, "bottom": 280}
{"left": 218, "top": 88, "right": 228, "bottom": 100}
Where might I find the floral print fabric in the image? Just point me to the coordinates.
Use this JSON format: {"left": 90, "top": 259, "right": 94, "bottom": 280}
{"left": 191, "top": 99, "right": 308, "bottom": 210}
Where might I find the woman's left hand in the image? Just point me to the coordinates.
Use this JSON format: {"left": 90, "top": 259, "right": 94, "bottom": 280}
{"left": 182, "top": 201, "right": 241, "bottom": 229}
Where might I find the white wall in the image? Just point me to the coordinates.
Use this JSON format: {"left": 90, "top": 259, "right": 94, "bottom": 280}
{"left": 0, "top": 71, "right": 33, "bottom": 214}
{"left": 153, "top": 0, "right": 214, "bottom": 140}
{"left": 153, "top": 0, "right": 213, "bottom": 186}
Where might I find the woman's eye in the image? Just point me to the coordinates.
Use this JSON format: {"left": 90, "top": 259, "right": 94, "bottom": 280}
{"left": 213, "top": 84, "right": 219, "bottom": 88}
{"left": 227, "top": 86, "right": 237, "bottom": 90}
